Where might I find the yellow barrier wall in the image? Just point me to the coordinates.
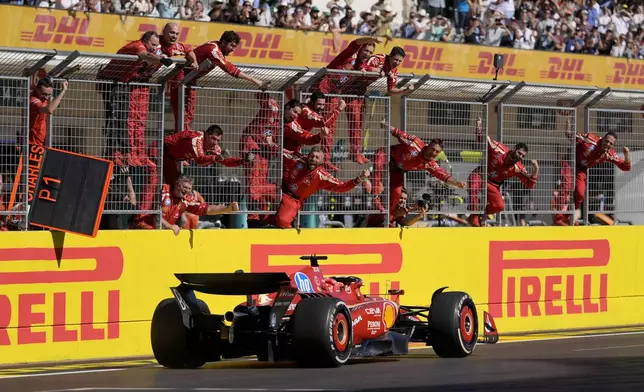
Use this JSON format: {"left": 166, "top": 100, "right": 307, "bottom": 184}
{"left": 1, "top": 5, "right": 643, "bottom": 90}
{"left": 0, "top": 227, "right": 643, "bottom": 365}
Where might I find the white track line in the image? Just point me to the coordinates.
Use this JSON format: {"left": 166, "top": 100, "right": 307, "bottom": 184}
{"left": 573, "top": 343, "right": 644, "bottom": 352}
{"left": 35, "top": 389, "right": 340, "bottom": 392}
{"left": 3, "top": 330, "right": 644, "bottom": 382}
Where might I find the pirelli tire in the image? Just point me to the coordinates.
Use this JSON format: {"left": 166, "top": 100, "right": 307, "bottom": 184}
{"left": 428, "top": 291, "right": 478, "bottom": 358}
{"left": 291, "top": 297, "right": 353, "bottom": 367}
{"left": 150, "top": 298, "right": 214, "bottom": 369}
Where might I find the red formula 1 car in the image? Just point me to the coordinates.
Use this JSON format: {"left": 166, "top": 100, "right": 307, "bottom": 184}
{"left": 151, "top": 255, "right": 499, "bottom": 368}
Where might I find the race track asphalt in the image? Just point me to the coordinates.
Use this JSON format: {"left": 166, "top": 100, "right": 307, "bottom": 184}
{"left": 2, "top": 330, "right": 644, "bottom": 392}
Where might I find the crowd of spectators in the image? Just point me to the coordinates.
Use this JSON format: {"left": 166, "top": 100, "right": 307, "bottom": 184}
{"left": 6, "top": 0, "right": 643, "bottom": 59}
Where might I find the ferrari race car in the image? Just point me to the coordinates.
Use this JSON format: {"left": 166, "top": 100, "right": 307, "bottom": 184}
{"left": 151, "top": 255, "right": 499, "bottom": 368}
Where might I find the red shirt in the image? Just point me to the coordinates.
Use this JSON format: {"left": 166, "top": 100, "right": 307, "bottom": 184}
{"left": 364, "top": 54, "right": 399, "bottom": 91}
{"left": 575, "top": 132, "right": 631, "bottom": 172}
{"left": 159, "top": 39, "right": 193, "bottom": 81}
{"left": 242, "top": 93, "right": 280, "bottom": 147}
{"left": 484, "top": 137, "right": 537, "bottom": 188}
{"left": 161, "top": 184, "right": 209, "bottom": 225}
{"left": 297, "top": 106, "right": 341, "bottom": 133}
{"left": 164, "top": 130, "right": 243, "bottom": 167}
{"left": 29, "top": 93, "right": 48, "bottom": 146}
{"left": 317, "top": 40, "right": 364, "bottom": 94}
{"left": 282, "top": 151, "right": 358, "bottom": 200}
{"left": 98, "top": 40, "right": 162, "bottom": 83}
{"left": 283, "top": 119, "right": 321, "bottom": 155}
{"left": 190, "top": 41, "right": 240, "bottom": 83}
{"left": 389, "top": 127, "right": 452, "bottom": 182}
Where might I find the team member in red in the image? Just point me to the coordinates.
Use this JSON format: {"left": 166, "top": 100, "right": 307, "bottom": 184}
{"left": 163, "top": 124, "right": 253, "bottom": 186}
{"left": 23, "top": 78, "right": 68, "bottom": 148}
{"left": 467, "top": 117, "right": 539, "bottom": 227}
{"left": 551, "top": 157, "right": 574, "bottom": 226}
{"left": 267, "top": 146, "right": 370, "bottom": 229}
{"left": 158, "top": 23, "right": 199, "bottom": 133}
{"left": 315, "top": 37, "right": 381, "bottom": 165}
{"left": 98, "top": 31, "right": 171, "bottom": 166}
{"left": 372, "top": 121, "right": 465, "bottom": 224}
{"left": 173, "top": 31, "right": 270, "bottom": 132}
{"left": 297, "top": 92, "right": 345, "bottom": 171}
{"left": 564, "top": 118, "right": 631, "bottom": 224}
{"left": 283, "top": 99, "right": 328, "bottom": 156}
{"left": 240, "top": 92, "right": 282, "bottom": 227}
{"left": 138, "top": 175, "right": 239, "bottom": 235}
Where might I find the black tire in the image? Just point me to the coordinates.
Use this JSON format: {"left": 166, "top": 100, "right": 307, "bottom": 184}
{"left": 291, "top": 297, "right": 353, "bottom": 367}
{"left": 150, "top": 298, "right": 214, "bottom": 368}
{"left": 428, "top": 291, "right": 478, "bottom": 358}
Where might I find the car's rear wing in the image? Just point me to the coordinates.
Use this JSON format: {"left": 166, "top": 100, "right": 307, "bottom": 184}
{"left": 174, "top": 272, "right": 291, "bottom": 295}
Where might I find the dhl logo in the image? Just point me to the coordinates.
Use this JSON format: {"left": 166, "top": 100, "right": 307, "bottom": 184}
{"left": 251, "top": 243, "right": 403, "bottom": 302}
{"left": 606, "top": 63, "right": 644, "bottom": 86}
{"left": 0, "top": 247, "right": 123, "bottom": 346}
{"left": 311, "top": 39, "right": 351, "bottom": 64}
{"left": 488, "top": 240, "right": 609, "bottom": 319}
{"left": 539, "top": 58, "right": 592, "bottom": 82}
{"left": 401, "top": 46, "right": 453, "bottom": 72}
{"left": 468, "top": 52, "right": 525, "bottom": 77}
{"left": 230, "top": 32, "right": 293, "bottom": 61}
{"left": 20, "top": 14, "right": 104, "bottom": 47}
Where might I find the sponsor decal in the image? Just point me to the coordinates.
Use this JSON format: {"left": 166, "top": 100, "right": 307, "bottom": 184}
{"left": 352, "top": 315, "right": 362, "bottom": 327}
{"left": 539, "top": 57, "right": 592, "bottom": 82}
{"left": 20, "top": 14, "right": 105, "bottom": 47}
{"left": 0, "top": 247, "right": 124, "bottom": 346}
{"left": 250, "top": 243, "right": 403, "bottom": 301}
{"left": 364, "top": 307, "right": 381, "bottom": 315}
{"left": 293, "top": 272, "right": 314, "bottom": 293}
{"left": 488, "top": 240, "right": 609, "bottom": 318}
{"left": 367, "top": 320, "right": 381, "bottom": 330}
{"left": 606, "top": 62, "right": 644, "bottom": 86}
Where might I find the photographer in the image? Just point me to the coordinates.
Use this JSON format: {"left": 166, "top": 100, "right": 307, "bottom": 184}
{"left": 366, "top": 188, "right": 428, "bottom": 228}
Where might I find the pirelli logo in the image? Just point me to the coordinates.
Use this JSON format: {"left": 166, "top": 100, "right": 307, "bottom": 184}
{"left": 488, "top": 240, "right": 609, "bottom": 319}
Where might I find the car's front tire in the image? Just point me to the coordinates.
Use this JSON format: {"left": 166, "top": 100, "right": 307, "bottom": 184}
{"left": 150, "top": 298, "right": 213, "bottom": 368}
{"left": 428, "top": 291, "right": 478, "bottom": 358}
{"left": 291, "top": 297, "right": 353, "bottom": 367}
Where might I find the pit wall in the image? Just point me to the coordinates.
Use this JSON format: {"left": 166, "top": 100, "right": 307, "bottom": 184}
{"left": 0, "top": 226, "right": 643, "bottom": 365}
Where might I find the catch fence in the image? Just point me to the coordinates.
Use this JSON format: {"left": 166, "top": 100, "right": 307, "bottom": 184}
{"left": 1, "top": 45, "right": 644, "bottom": 230}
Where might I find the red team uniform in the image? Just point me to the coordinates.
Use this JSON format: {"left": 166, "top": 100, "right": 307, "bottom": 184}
{"left": 283, "top": 117, "right": 322, "bottom": 156}
{"left": 240, "top": 93, "right": 282, "bottom": 223}
{"left": 163, "top": 130, "right": 244, "bottom": 185}
{"left": 98, "top": 39, "right": 161, "bottom": 165}
{"left": 271, "top": 151, "right": 361, "bottom": 228}
{"left": 571, "top": 132, "right": 631, "bottom": 210}
{"left": 171, "top": 41, "right": 241, "bottom": 132}
{"left": 372, "top": 127, "right": 452, "bottom": 221}
{"left": 552, "top": 160, "right": 574, "bottom": 225}
{"left": 159, "top": 38, "right": 195, "bottom": 133}
{"left": 29, "top": 93, "right": 49, "bottom": 146}
{"left": 467, "top": 136, "right": 537, "bottom": 225}
{"left": 316, "top": 39, "right": 369, "bottom": 162}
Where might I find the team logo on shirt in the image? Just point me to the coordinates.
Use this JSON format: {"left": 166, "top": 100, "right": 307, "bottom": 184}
{"left": 164, "top": 198, "right": 171, "bottom": 206}
{"left": 290, "top": 184, "right": 298, "bottom": 192}
{"left": 410, "top": 150, "right": 418, "bottom": 157}
{"left": 296, "top": 162, "right": 304, "bottom": 170}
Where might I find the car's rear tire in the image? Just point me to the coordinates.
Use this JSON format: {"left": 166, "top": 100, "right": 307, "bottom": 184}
{"left": 291, "top": 297, "right": 352, "bottom": 367}
{"left": 428, "top": 291, "right": 478, "bottom": 358}
{"left": 151, "top": 298, "right": 213, "bottom": 368}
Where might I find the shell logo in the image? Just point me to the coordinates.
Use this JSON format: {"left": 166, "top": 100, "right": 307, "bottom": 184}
{"left": 383, "top": 302, "right": 396, "bottom": 329}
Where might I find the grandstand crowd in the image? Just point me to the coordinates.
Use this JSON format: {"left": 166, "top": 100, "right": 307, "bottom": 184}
{"left": 9, "top": 0, "right": 644, "bottom": 58}
{"left": 0, "top": 19, "right": 633, "bottom": 233}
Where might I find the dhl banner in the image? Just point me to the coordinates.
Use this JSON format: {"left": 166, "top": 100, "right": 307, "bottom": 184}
{"left": 0, "top": 226, "right": 643, "bottom": 365}
{"left": 1, "top": 5, "right": 643, "bottom": 90}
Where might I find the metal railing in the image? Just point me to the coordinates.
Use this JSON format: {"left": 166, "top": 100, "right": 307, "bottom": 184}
{"left": 1, "top": 45, "right": 644, "bottom": 230}
{"left": 496, "top": 83, "right": 597, "bottom": 227}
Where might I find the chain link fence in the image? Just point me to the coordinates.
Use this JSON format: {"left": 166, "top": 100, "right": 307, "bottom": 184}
{"left": 293, "top": 68, "right": 412, "bottom": 228}
{"left": 497, "top": 82, "right": 596, "bottom": 226}
{"left": 2, "top": 45, "right": 644, "bottom": 230}
{"left": 585, "top": 88, "right": 644, "bottom": 225}
{"left": 403, "top": 76, "right": 510, "bottom": 227}
{"left": 175, "top": 62, "right": 306, "bottom": 228}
